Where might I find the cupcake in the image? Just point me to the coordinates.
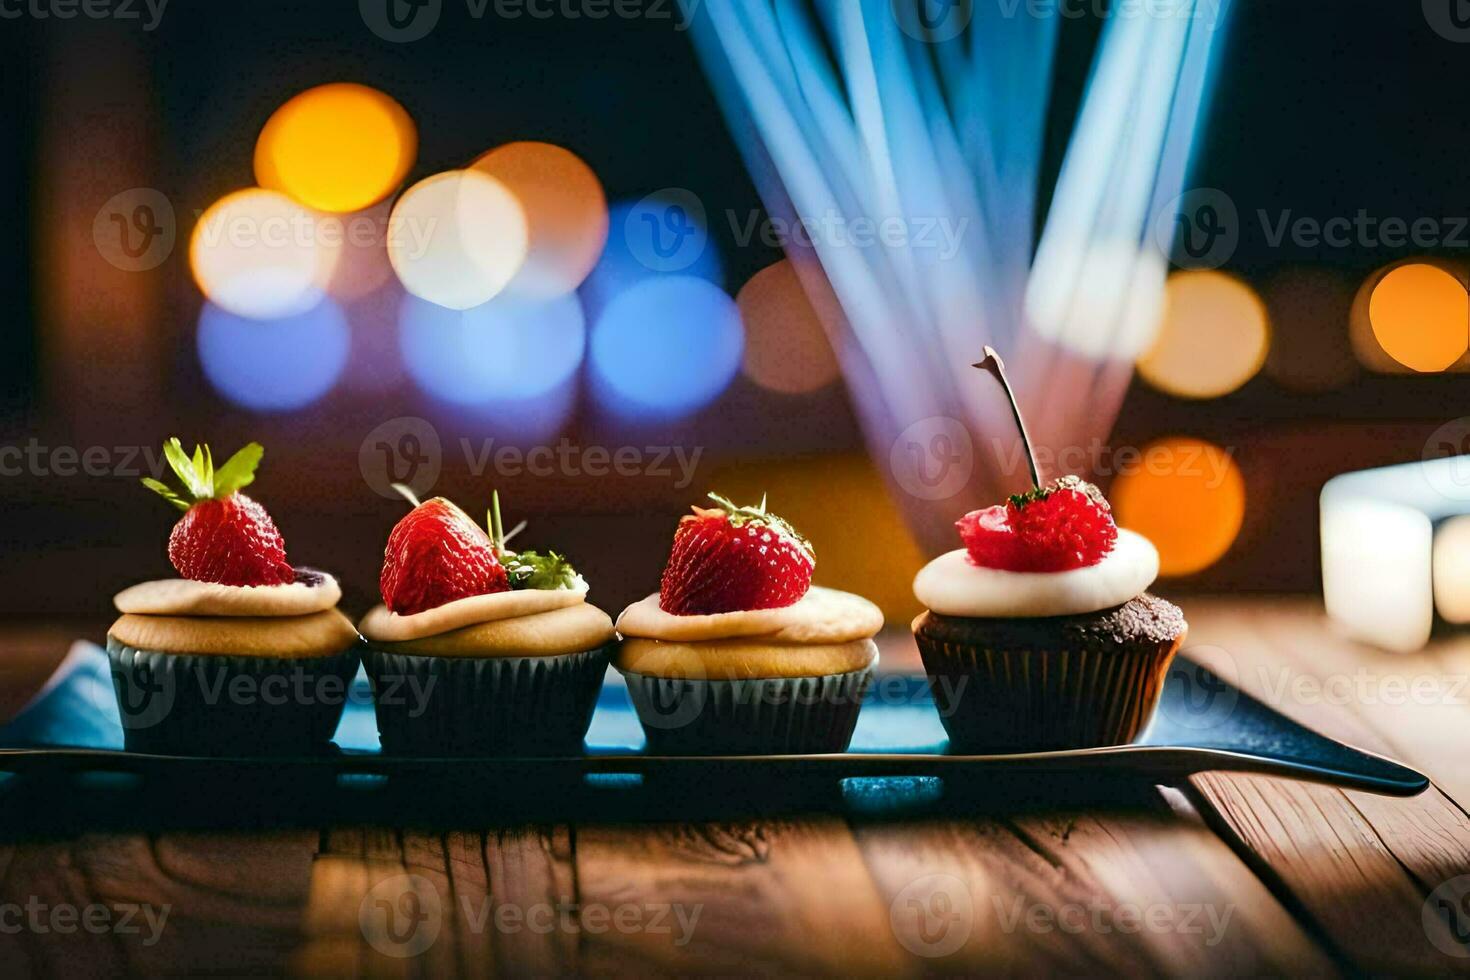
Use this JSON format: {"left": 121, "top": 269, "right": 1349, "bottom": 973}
{"left": 912, "top": 475, "right": 1186, "bottom": 752}
{"left": 614, "top": 493, "right": 883, "bottom": 755}
{"left": 358, "top": 489, "right": 614, "bottom": 756}
{"left": 106, "top": 439, "right": 361, "bottom": 756}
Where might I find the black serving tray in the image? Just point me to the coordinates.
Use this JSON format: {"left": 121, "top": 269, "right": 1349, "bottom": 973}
{"left": 0, "top": 645, "right": 1428, "bottom": 797}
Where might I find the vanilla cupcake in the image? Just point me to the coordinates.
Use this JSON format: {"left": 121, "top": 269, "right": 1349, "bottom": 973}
{"left": 107, "top": 440, "right": 361, "bottom": 756}
{"left": 358, "top": 491, "right": 614, "bottom": 755}
{"left": 912, "top": 476, "right": 1186, "bottom": 752}
{"left": 615, "top": 494, "right": 883, "bottom": 755}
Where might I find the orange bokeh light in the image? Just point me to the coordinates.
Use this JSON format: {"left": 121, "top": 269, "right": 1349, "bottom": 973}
{"left": 1366, "top": 262, "right": 1468, "bottom": 373}
{"left": 470, "top": 141, "right": 608, "bottom": 299}
{"left": 255, "top": 83, "right": 417, "bottom": 214}
{"left": 737, "top": 259, "right": 841, "bottom": 394}
{"left": 1112, "top": 437, "right": 1245, "bottom": 577}
{"left": 1137, "top": 270, "right": 1269, "bottom": 399}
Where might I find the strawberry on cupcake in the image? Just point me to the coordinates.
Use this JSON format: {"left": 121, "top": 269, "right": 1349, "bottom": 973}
{"left": 910, "top": 349, "right": 1187, "bottom": 752}
{"left": 614, "top": 493, "right": 884, "bottom": 755}
{"left": 106, "top": 439, "right": 361, "bottom": 756}
{"left": 357, "top": 489, "right": 613, "bottom": 756}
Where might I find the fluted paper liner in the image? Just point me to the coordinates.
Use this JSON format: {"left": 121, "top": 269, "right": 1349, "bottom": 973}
{"left": 106, "top": 639, "right": 362, "bottom": 757}
{"left": 363, "top": 645, "right": 610, "bottom": 756}
{"left": 620, "top": 666, "right": 874, "bottom": 755}
{"left": 915, "top": 636, "right": 1182, "bottom": 752}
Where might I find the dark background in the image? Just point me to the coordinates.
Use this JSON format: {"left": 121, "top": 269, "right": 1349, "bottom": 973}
{"left": 0, "top": 0, "right": 1465, "bottom": 621}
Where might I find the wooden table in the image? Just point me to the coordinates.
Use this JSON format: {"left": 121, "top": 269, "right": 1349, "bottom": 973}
{"left": 2, "top": 597, "right": 1469, "bottom": 977}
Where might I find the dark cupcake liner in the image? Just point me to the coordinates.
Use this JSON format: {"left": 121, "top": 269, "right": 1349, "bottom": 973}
{"left": 362, "top": 645, "right": 611, "bottom": 756}
{"left": 914, "top": 635, "right": 1182, "bottom": 753}
{"left": 105, "top": 638, "right": 363, "bottom": 757}
{"left": 619, "top": 666, "right": 874, "bottom": 755}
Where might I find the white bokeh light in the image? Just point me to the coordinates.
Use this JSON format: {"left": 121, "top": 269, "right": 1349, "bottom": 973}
{"left": 387, "top": 169, "right": 529, "bottom": 311}
{"left": 190, "top": 188, "right": 341, "bottom": 320}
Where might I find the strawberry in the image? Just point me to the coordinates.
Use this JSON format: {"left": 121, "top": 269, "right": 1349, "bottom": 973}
{"left": 142, "top": 439, "right": 295, "bottom": 587}
{"left": 957, "top": 476, "right": 1118, "bottom": 573}
{"left": 659, "top": 492, "right": 815, "bottom": 615}
{"left": 380, "top": 489, "right": 508, "bottom": 616}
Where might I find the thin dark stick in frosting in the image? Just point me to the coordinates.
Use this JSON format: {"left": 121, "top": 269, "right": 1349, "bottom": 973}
{"left": 973, "top": 346, "right": 1041, "bottom": 489}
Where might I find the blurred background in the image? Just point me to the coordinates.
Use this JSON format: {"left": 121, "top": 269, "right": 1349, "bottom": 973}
{"left": 1, "top": 0, "right": 1468, "bottom": 627}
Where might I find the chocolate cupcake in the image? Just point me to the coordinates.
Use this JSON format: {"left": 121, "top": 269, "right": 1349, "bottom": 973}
{"left": 358, "top": 490, "right": 613, "bottom": 756}
{"left": 912, "top": 477, "right": 1186, "bottom": 752}
{"left": 108, "top": 440, "right": 362, "bottom": 756}
{"left": 614, "top": 493, "right": 883, "bottom": 755}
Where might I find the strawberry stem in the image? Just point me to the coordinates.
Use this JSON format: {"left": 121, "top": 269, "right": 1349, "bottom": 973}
{"left": 487, "top": 490, "right": 526, "bottom": 556}
{"left": 974, "top": 346, "right": 1042, "bottom": 489}
{"left": 489, "top": 490, "right": 504, "bottom": 555}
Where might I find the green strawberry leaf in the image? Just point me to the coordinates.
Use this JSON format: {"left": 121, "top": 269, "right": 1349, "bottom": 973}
{"left": 163, "top": 438, "right": 210, "bottom": 500}
{"left": 214, "top": 442, "right": 264, "bottom": 497}
{"left": 704, "top": 491, "right": 814, "bottom": 558}
{"left": 147, "top": 439, "right": 265, "bottom": 512}
{"left": 141, "top": 477, "right": 190, "bottom": 512}
{"left": 505, "top": 550, "right": 581, "bottom": 591}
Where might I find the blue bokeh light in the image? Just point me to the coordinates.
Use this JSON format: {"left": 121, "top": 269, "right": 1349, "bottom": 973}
{"left": 197, "top": 298, "right": 349, "bottom": 412}
{"left": 579, "top": 192, "right": 724, "bottom": 321}
{"left": 398, "top": 291, "right": 586, "bottom": 407}
{"left": 589, "top": 275, "right": 745, "bottom": 419}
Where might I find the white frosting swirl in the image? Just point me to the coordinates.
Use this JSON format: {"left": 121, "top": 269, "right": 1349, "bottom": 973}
{"left": 113, "top": 572, "right": 341, "bottom": 618}
{"left": 359, "top": 587, "right": 589, "bottom": 643}
{"left": 913, "top": 529, "right": 1159, "bottom": 618}
{"left": 616, "top": 586, "right": 884, "bottom": 645}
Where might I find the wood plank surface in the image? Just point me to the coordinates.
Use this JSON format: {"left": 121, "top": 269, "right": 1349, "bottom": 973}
{"left": 572, "top": 817, "right": 908, "bottom": 976}
{"left": 294, "top": 825, "right": 579, "bottom": 978}
{"left": 856, "top": 808, "right": 1333, "bottom": 978}
{"left": 2, "top": 603, "right": 1466, "bottom": 976}
{"left": 0, "top": 830, "right": 317, "bottom": 977}
{"left": 1184, "top": 598, "right": 1470, "bottom": 973}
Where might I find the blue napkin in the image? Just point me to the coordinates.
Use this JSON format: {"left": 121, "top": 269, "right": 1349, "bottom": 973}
{"left": 0, "top": 642, "right": 125, "bottom": 750}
